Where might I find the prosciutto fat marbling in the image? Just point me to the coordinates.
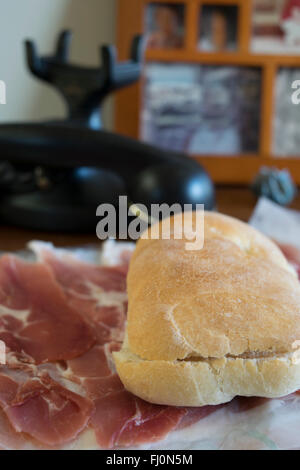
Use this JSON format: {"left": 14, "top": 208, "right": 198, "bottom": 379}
{"left": 0, "top": 241, "right": 298, "bottom": 449}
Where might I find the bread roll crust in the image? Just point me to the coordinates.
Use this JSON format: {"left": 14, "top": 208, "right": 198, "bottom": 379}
{"left": 114, "top": 212, "right": 300, "bottom": 406}
{"left": 114, "top": 347, "right": 300, "bottom": 406}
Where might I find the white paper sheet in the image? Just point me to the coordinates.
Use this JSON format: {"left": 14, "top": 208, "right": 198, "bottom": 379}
{"left": 249, "top": 197, "right": 300, "bottom": 249}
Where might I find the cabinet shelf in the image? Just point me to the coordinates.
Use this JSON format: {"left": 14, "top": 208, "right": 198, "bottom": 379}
{"left": 116, "top": 0, "right": 300, "bottom": 184}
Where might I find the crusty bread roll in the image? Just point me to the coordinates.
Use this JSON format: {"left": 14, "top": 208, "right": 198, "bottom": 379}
{"left": 113, "top": 212, "right": 300, "bottom": 406}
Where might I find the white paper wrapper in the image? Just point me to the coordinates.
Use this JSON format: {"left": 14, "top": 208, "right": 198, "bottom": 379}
{"left": 140, "top": 395, "right": 300, "bottom": 450}
{"left": 249, "top": 197, "right": 300, "bottom": 249}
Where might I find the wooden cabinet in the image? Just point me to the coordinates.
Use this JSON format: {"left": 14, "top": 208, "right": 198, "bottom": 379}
{"left": 116, "top": 0, "right": 300, "bottom": 184}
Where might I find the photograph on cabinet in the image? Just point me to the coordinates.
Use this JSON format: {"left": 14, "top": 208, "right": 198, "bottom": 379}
{"left": 198, "top": 4, "right": 239, "bottom": 52}
{"left": 252, "top": 0, "right": 300, "bottom": 53}
{"left": 145, "top": 2, "right": 185, "bottom": 49}
{"left": 273, "top": 67, "right": 300, "bottom": 156}
{"left": 141, "top": 63, "right": 262, "bottom": 155}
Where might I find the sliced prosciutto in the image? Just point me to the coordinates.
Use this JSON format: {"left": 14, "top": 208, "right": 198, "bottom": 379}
{"left": 0, "top": 254, "right": 95, "bottom": 448}
{"left": 31, "top": 242, "right": 127, "bottom": 344}
{"left": 0, "top": 255, "right": 95, "bottom": 363}
{"left": 278, "top": 243, "right": 300, "bottom": 277}
{"left": 0, "top": 408, "right": 29, "bottom": 450}
{"left": 0, "top": 364, "right": 93, "bottom": 446}
{"left": 67, "top": 344, "right": 191, "bottom": 448}
{"left": 2, "top": 240, "right": 299, "bottom": 450}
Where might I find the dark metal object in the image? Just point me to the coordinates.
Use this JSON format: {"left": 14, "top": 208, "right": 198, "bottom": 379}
{"left": 251, "top": 167, "right": 297, "bottom": 206}
{"left": 0, "top": 124, "right": 215, "bottom": 231}
{"left": 0, "top": 32, "right": 215, "bottom": 232}
{"left": 25, "top": 31, "right": 143, "bottom": 129}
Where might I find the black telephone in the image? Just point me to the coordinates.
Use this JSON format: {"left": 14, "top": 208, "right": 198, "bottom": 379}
{"left": 0, "top": 31, "right": 215, "bottom": 232}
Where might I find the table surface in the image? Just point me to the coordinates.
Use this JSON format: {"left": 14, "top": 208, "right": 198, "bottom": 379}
{"left": 0, "top": 187, "right": 298, "bottom": 252}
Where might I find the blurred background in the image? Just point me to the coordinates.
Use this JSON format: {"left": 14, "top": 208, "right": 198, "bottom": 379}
{"left": 0, "top": 0, "right": 300, "bottom": 247}
{"left": 0, "top": 0, "right": 116, "bottom": 127}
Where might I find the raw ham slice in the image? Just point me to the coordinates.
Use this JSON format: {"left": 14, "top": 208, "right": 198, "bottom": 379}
{"left": 176, "top": 406, "right": 223, "bottom": 430}
{"left": 278, "top": 243, "right": 300, "bottom": 277}
{"left": 116, "top": 401, "right": 220, "bottom": 448}
{"left": 117, "top": 403, "right": 185, "bottom": 448}
{"left": 0, "top": 366, "right": 93, "bottom": 446}
{"left": 0, "top": 408, "right": 30, "bottom": 450}
{"left": 1, "top": 239, "right": 299, "bottom": 450}
{"left": 230, "top": 396, "right": 270, "bottom": 413}
{"left": 31, "top": 242, "right": 127, "bottom": 344}
{"left": 0, "top": 253, "right": 96, "bottom": 448}
{"left": 66, "top": 343, "right": 191, "bottom": 448}
{"left": 0, "top": 255, "right": 95, "bottom": 363}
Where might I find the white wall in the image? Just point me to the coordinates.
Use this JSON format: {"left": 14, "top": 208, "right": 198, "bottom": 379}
{"left": 0, "top": 0, "right": 116, "bottom": 128}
